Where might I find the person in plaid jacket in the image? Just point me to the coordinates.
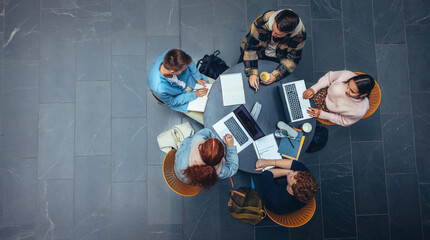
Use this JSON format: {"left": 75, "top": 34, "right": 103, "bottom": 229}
{"left": 240, "top": 9, "right": 306, "bottom": 90}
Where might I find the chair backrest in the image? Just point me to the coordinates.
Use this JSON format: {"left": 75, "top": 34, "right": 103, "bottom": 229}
{"left": 162, "top": 149, "right": 201, "bottom": 197}
{"left": 264, "top": 197, "right": 316, "bottom": 228}
{"left": 317, "top": 72, "right": 381, "bottom": 125}
{"left": 151, "top": 91, "right": 164, "bottom": 104}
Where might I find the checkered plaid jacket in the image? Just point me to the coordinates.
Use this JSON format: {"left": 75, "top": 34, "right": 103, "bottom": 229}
{"left": 240, "top": 10, "right": 306, "bottom": 81}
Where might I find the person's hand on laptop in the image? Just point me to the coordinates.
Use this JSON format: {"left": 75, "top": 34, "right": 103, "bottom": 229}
{"left": 196, "top": 79, "right": 207, "bottom": 86}
{"left": 223, "top": 134, "right": 234, "bottom": 146}
{"left": 307, "top": 107, "right": 321, "bottom": 118}
{"left": 260, "top": 73, "right": 276, "bottom": 85}
{"left": 195, "top": 88, "right": 208, "bottom": 97}
{"left": 249, "top": 75, "right": 259, "bottom": 90}
{"left": 302, "top": 88, "right": 315, "bottom": 99}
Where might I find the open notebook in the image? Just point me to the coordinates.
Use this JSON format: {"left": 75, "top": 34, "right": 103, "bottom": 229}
{"left": 187, "top": 83, "right": 213, "bottom": 112}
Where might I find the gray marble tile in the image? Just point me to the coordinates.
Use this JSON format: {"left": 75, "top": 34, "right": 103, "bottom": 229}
{"left": 145, "top": 36, "right": 180, "bottom": 72}
{"left": 75, "top": 81, "right": 111, "bottom": 156}
{"left": 0, "top": 158, "right": 37, "bottom": 227}
{"left": 148, "top": 224, "right": 182, "bottom": 240}
{"left": 343, "top": 0, "right": 377, "bottom": 78}
{"left": 76, "top": 0, "right": 111, "bottom": 20}
{"left": 38, "top": 103, "right": 75, "bottom": 179}
{"left": 0, "top": 225, "right": 35, "bottom": 240}
{"left": 317, "top": 125, "right": 351, "bottom": 164}
{"left": 74, "top": 156, "right": 111, "bottom": 240}
{"left": 357, "top": 215, "right": 390, "bottom": 240}
{"left": 42, "top": 0, "right": 77, "bottom": 9}
{"left": 0, "top": 60, "right": 39, "bottom": 159}
{"left": 376, "top": 44, "right": 411, "bottom": 113}
{"left": 112, "top": 56, "right": 146, "bottom": 117}
{"left": 310, "top": 0, "right": 341, "bottom": 19}
{"left": 350, "top": 108, "right": 382, "bottom": 141}
{"left": 280, "top": 0, "right": 309, "bottom": 5}
{"left": 255, "top": 226, "right": 289, "bottom": 239}
{"left": 312, "top": 20, "right": 345, "bottom": 72}
{"left": 246, "top": 0, "right": 278, "bottom": 27}
{"left": 320, "top": 164, "right": 356, "bottom": 238}
{"left": 112, "top": 182, "right": 148, "bottom": 240}
{"left": 112, "top": 118, "right": 147, "bottom": 182}
{"left": 0, "top": 0, "right": 4, "bottom": 32}
{"left": 147, "top": 165, "right": 182, "bottom": 225}
{"left": 403, "top": 0, "right": 430, "bottom": 24}
{"left": 382, "top": 113, "right": 416, "bottom": 174}
{"left": 387, "top": 174, "right": 422, "bottom": 240}
{"left": 112, "top": 0, "right": 146, "bottom": 55}
{"left": 213, "top": 0, "right": 246, "bottom": 27}
{"left": 420, "top": 184, "right": 430, "bottom": 234}
{"left": 406, "top": 25, "right": 430, "bottom": 92}
{"left": 146, "top": 93, "right": 182, "bottom": 165}
{"left": 180, "top": 25, "right": 214, "bottom": 63}
{"left": 40, "top": 9, "right": 76, "bottom": 103}
{"left": 213, "top": 24, "right": 247, "bottom": 67}
{"left": 412, "top": 93, "right": 430, "bottom": 183}
{"left": 4, "top": 0, "right": 40, "bottom": 59}
{"left": 180, "top": 0, "right": 212, "bottom": 26}
{"left": 292, "top": 38, "right": 313, "bottom": 83}
{"left": 76, "top": 19, "right": 111, "bottom": 81}
{"left": 35, "top": 180, "right": 73, "bottom": 240}
{"left": 352, "top": 142, "right": 387, "bottom": 214}
{"left": 146, "top": 0, "right": 179, "bottom": 36}
{"left": 299, "top": 150, "right": 320, "bottom": 165}
{"left": 373, "top": 0, "right": 405, "bottom": 44}
{"left": 184, "top": 189, "right": 219, "bottom": 240}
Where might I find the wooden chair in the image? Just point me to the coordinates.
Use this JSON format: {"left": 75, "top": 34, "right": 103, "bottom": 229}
{"left": 264, "top": 197, "right": 316, "bottom": 228}
{"left": 150, "top": 91, "right": 164, "bottom": 104}
{"left": 316, "top": 72, "right": 381, "bottom": 125}
{"left": 162, "top": 149, "right": 201, "bottom": 197}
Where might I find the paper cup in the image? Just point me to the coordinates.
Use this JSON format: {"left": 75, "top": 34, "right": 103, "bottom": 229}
{"left": 302, "top": 122, "right": 312, "bottom": 133}
{"left": 260, "top": 72, "right": 269, "bottom": 81}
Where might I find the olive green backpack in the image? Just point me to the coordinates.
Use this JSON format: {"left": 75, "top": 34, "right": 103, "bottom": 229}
{"left": 227, "top": 178, "right": 265, "bottom": 225}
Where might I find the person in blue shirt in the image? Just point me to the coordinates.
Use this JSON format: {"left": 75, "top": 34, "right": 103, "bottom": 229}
{"left": 147, "top": 49, "right": 211, "bottom": 124}
{"left": 255, "top": 158, "right": 318, "bottom": 214}
{"left": 175, "top": 128, "right": 238, "bottom": 189}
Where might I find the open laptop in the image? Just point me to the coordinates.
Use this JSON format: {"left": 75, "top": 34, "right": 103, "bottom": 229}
{"left": 213, "top": 105, "right": 265, "bottom": 153}
{"left": 278, "top": 80, "right": 312, "bottom": 123}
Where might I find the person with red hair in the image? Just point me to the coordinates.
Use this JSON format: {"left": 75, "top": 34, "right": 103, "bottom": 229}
{"left": 174, "top": 128, "right": 238, "bottom": 189}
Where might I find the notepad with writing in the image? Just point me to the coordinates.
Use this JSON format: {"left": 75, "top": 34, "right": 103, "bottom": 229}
{"left": 187, "top": 83, "right": 212, "bottom": 112}
{"left": 278, "top": 131, "right": 305, "bottom": 160}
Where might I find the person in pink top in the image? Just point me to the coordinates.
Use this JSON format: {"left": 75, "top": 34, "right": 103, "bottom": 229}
{"left": 302, "top": 70, "right": 375, "bottom": 126}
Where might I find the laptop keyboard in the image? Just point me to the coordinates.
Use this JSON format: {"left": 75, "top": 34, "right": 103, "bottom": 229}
{"left": 284, "top": 84, "right": 303, "bottom": 120}
{"left": 224, "top": 117, "right": 249, "bottom": 146}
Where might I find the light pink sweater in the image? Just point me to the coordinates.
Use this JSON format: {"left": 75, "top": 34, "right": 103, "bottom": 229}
{"left": 310, "top": 71, "right": 369, "bottom": 126}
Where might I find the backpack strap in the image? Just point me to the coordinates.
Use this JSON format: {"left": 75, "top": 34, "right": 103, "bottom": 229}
{"left": 213, "top": 50, "right": 220, "bottom": 56}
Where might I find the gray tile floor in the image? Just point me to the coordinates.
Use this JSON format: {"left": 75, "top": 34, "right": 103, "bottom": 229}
{"left": 0, "top": 0, "right": 429, "bottom": 239}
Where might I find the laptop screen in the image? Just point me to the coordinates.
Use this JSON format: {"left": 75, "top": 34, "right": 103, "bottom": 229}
{"left": 233, "top": 105, "right": 265, "bottom": 141}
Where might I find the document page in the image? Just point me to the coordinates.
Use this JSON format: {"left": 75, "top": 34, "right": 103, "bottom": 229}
{"left": 253, "top": 134, "right": 280, "bottom": 171}
{"left": 220, "top": 73, "right": 246, "bottom": 106}
{"left": 187, "top": 84, "right": 212, "bottom": 112}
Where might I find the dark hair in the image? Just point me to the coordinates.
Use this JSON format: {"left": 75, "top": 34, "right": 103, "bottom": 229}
{"left": 275, "top": 9, "right": 300, "bottom": 33}
{"left": 163, "top": 49, "right": 192, "bottom": 71}
{"left": 347, "top": 74, "right": 375, "bottom": 98}
{"left": 291, "top": 171, "right": 318, "bottom": 203}
{"left": 183, "top": 138, "right": 225, "bottom": 189}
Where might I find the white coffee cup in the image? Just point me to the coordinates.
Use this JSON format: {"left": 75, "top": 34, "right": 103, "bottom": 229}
{"left": 302, "top": 122, "right": 312, "bottom": 133}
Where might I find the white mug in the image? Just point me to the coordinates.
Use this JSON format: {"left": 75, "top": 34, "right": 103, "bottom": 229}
{"left": 302, "top": 122, "right": 312, "bottom": 133}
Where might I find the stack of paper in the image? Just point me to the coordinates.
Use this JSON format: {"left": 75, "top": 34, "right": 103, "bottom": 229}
{"left": 220, "top": 73, "right": 246, "bottom": 106}
{"left": 187, "top": 83, "right": 213, "bottom": 112}
{"left": 253, "top": 134, "right": 280, "bottom": 171}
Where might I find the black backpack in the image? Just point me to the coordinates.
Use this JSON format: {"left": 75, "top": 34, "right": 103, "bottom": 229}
{"left": 306, "top": 125, "right": 329, "bottom": 153}
{"left": 196, "top": 50, "right": 229, "bottom": 79}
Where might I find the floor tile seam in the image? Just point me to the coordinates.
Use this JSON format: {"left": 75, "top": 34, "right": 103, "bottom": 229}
{"left": 35, "top": 1, "right": 41, "bottom": 234}
{"left": 380, "top": 111, "right": 415, "bottom": 115}
{"left": 404, "top": 23, "right": 430, "bottom": 26}
{"left": 419, "top": 183, "right": 430, "bottom": 185}
{"left": 310, "top": 18, "right": 342, "bottom": 21}
{"left": 76, "top": 80, "right": 111, "bottom": 82}
{"left": 2, "top": 59, "right": 39, "bottom": 62}
{"left": 375, "top": 43, "right": 407, "bottom": 46}
{"left": 75, "top": 154, "right": 112, "bottom": 158}
{"left": 356, "top": 213, "right": 388, "bottom": 217}
{"left": 111, "top": 116, "right": 147, "bottom": 119}
{"left": 386, "top": 172, "right": 418, "bottom": 176}
{"left": 111, "top": 180, "right": 147, "bottom": 184}
{"left": 37, "top": 178, "right": 74, "bottom": 181}
{"left": 146, "top": 34, "right": 181, "bottom": 38}
{"left": 410, "top": 91, "right": 430, "bottom": 94}
{"left": 39, "top": 101, "right": 76, "bottom": 104}
{"left": 350, "top": 140, "right": 383, "bottom": 143}
{"left": 112, "top": 54, "right": 147, "bottom": 57}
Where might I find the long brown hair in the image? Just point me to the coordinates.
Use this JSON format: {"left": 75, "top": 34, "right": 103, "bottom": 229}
{"left": 183, "top": 138, "right": 225, "bottom": 189}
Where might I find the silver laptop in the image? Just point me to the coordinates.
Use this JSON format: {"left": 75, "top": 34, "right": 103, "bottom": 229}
{"left": 279, "top": 80, "right": 312, "bottom": 123}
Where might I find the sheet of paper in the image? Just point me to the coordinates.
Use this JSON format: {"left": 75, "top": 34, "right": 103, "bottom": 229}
{"left": 187, "top": 84, "right": 212, "bottom": 112}
{"left": 253, "top": 134, "right": 280, "bottom": 171}
{"left": 220, "top": 73, "right": 246, "bottom": 106}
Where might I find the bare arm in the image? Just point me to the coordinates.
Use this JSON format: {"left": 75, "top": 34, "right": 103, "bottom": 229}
{"left": 266, "top": 168, "right": 293, "bottom": 178}
{"left": 255, "top": 158, "right": 294, "bottom": 171}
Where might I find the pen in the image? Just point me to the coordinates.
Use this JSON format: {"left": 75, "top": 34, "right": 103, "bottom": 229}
{"left": 255, "top": 88, "right": 258, "bottom": 93}
{"left": 288, "top": 137, "right": 295, "bottom": 148}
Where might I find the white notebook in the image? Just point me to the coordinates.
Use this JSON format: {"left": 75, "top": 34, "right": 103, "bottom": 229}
{"left": 187, "top": 84, "right": 212, "bottom": 112}
{"left": 220, "top": 73, "right": 246, "bottom": 106}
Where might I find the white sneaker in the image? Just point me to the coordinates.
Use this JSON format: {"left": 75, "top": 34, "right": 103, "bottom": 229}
{"left": 276, "top": 121, "right": 298, "bottom": 139}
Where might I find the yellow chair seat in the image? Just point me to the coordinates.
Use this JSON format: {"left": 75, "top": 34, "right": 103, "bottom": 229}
{"left": 162, "top": 149, "right": 201, "bottom": 197}
{"left": 317, "top": 72, "right": 381, "bottom": 125}
{"left": 264, "top": 197, "right": 316, "bottom": 228}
